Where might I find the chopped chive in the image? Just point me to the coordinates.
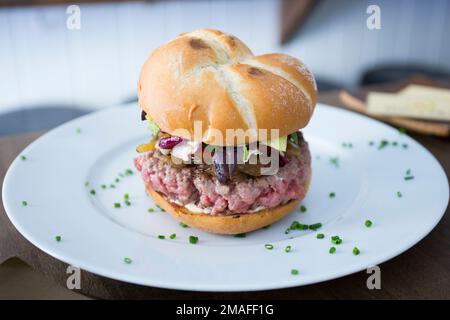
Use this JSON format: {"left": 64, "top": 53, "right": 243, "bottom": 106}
{"left": 124, "top": 257, "right": 132, "bottom": 264}
{"left": 115, "top": 178, "right": 120, "bottom": 183}
{"left": 189, "top": 235, "right": 199, "bottom": 244}
{"left": 290, "top": 221, "right": 308, "bottom": 231}
{"left": 329, "top": 192, "right": 336, "bottom": 198}
{"left": 158, "top": 235, "right": 165, "bottom": 240}
{"left": 342, "top": 142, "right": 353, "bottom": 148}
{"left": 264, "top": 243, "right": 274, "bottom": 250}
{"left": 353, "top": 247, "right": 360, "bottom": 255}
{"left": 148, "top": 208, "right": 155, "bottom": 213}
{"left": 300, "top": 205, "right": 307, "bottom": 212}
{"left": 125, "top": 200, "right": 131, "bottom": 206}
{"left": 316, "top": 233, "right": 325, "bottom": 239}
{"left": 101, "top": 184, "right": 107, "bottom": 189}
{"left": 365, "top": 219, "right": 373, "bottom": 227}
{"left": 330, "top": 157, "right": 340, "bottom": 167}
{"left": 284, "top": 228, "right": 291, "bottom": 234}
{"left": 169, "top": 233, "right": 176, "bottom": 239}
{"left": 291, "top": 269, "right": 299, "bottom": 275}
{"left": 90, "top": 189, "right": 96, "bottom": 195}
{"left": 309, "top": 223, "right": 322, "bottom": 231}
{"left": 55, "top": 235, "right": 62, "bottom": 242}
{"left": 234, "top": 233, "right": 246, "bottom": 238}
{"left": 398, "top": 127, "right": 407, "bottom": 134}
{"left": 124, "top": 193, "right": 129, "bottom": 200}
{"left": 369, "top": 141, "right": 374, "bottom": 146}
{"left": 20, "top": 155, "right": 27, "bottom": 161}
{"left": 397, "top": 191, "right": 403, "bottom": 198}
{"left": 331, "top": 235, "right": 342, "bottom": 245}
{"left": 329, "top": 246, "right": 336, "bottom": 254}
{"left": 125, "top": 169, "right": 133, "bottom": 176}
{"left": 110, "top": 184, "right": 116, "bottom": 188}
{"left": 404, "top": 176, "right": 414, "bottom": 181}
{"left": 156, "top": 205, "right": 165, "bottom": 212}
{"left": 378, "top": 140, "right": 389, "bottom": 150}
{"left": 76, "top": 128, "right": 82, "bottom": 134}
{"left": 119, "top": 173, "right": 125, "bottom": 178}
{"left": 285, "top": 245, "right": 292, "bottom": 253}
{"left": 392, "top": 141, "right": 398, "bottom": 146}
{"left": 85, "top": 181, "right": 89, "bottom": 187}
{"left": 179, "top": 222, "right": 189, "bottom": 228}
{"left": 406, "top": 169, "right": 411, "bottom": 175}
{"left": 402, "top": 143, "right": 408, "bottom": 149}
{"left": 114, "top": 202, "right": 121, "bottom": 208}
{"left": 21, "top": 200, "right": 28, "bottom": 206}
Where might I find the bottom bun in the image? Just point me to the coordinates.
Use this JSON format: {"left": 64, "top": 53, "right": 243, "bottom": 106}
{"left": 144, "top": 173, "right": 311, "bottom": 235}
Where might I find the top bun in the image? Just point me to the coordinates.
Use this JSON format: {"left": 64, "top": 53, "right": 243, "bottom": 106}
{"left": 138, "top": 29, "right": 317, "bottom": 146}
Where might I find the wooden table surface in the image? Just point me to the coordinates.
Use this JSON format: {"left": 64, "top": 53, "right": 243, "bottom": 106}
{"left": 0, "top": 91, "right": 449, "bottom": 299}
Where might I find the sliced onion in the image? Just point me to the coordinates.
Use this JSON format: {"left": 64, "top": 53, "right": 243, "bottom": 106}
{"left": 158, "top": 136, "right": 183, "bottom": 149}
{"left": 212, "top": 147, "right": 238, "bottom": 183}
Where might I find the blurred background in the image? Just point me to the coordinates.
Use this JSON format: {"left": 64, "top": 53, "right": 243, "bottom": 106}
{"left": 0, "top": 0, "right": 449, "bottom": 135}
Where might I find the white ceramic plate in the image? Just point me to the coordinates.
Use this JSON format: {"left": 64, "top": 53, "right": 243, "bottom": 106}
{"left": 2, "top": 103, "right": 449, "bottom": 292}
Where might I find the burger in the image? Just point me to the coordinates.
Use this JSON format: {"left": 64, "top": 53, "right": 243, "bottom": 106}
{"left": 134, "top": 29, "right": 317, "bottom": 234}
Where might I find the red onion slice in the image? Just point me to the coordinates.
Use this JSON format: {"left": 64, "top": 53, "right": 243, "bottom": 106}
{"left": 158, "top": 136, "right": 183, "bottom": 149}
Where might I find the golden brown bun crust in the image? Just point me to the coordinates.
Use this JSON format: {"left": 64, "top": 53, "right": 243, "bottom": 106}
{"left": 138, "top": 29, "right": 317, "bottom": 146}
{"left": 145, "top": 171, "right": 311, "bottom": 235}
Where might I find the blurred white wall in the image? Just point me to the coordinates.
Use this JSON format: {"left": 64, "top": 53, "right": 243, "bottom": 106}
{"left": 0, "top": 0, "right": 449, "bottom": 115}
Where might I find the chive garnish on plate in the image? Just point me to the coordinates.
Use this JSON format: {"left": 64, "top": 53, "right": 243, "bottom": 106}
{"left": 378, "top": 140, "right": 389, "bottom": 150}
{"left": 365, "top": 220, "right": 373, "bottom": 227}
{"left": 55, "top": 235, "right": 62, "bottom": 242}
{"left": 21, "top": 200, "right": 28, "bottom": 207}
{"left": 309, "top": 223, "right": 322, "bottom": 231}
{"left": 285, "top": 245, "right": 292, "bottom": 253}
{"left": 264, "top": 243, "right": 274, "bottom": 250}
{"left": 353, "top": 247, "right": 361, "bottom": 255}
{"left": 331, "top": 236, "right": 342, "bottom": 245}
{"left": 316, "top": 233, "right": 325, "bottom": 239}
{"left": 291, "top": 269, "right": 299, "bottom": 275}
{"left": 124, "top": 257, "right": 132, "bottom": 264}
{"left": 189, "top": 235, "right": 199, "bottom": 244}
{"left": 329, "top": 247, "right": 336, "bottom": 254}
{"left": 330, "top": 157, "right": 340, "bottom": 167}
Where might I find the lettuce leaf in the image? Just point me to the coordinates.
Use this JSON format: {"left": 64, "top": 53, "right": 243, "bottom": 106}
{"left": 145, "top": 115, "right": 160, "bottom": 137}
{"left": 261, "top": 136, "right": 287, "bottom": 152}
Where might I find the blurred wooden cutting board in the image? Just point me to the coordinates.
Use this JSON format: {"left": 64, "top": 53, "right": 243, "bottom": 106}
{"left": 338, "top": 76, "right": 450, "bottom": 137}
